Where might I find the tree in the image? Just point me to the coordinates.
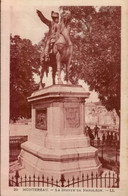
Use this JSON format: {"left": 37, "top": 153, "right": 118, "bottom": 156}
{"left": 60, "top": 6, "right": 121, "bottom": 116}
{"left": 10, "top": 35, "right": 40, "bottom": 120}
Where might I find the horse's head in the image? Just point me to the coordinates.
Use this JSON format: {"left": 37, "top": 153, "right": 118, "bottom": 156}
{"left": 61, "top": 10, "right": 71, "bottom": 24}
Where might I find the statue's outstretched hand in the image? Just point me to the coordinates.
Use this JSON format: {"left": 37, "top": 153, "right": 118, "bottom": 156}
{"left": 36, "top": 9, "right": 50, "bottom": 27}
{"left": 37, "top": 10, "right": 42, "bottom": 16}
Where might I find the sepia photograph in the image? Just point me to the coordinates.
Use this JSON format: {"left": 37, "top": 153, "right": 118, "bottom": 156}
{"left": 1, "top": 0, "right": 128, "bottom": 195}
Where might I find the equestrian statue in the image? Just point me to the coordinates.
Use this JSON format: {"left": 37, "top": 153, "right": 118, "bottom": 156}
{"left": 36, "top": 10, "right": 73, "bottom": 88}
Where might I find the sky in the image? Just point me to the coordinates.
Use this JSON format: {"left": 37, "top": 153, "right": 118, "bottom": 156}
{"left": 10, "top": 1, "right": 60, "bottom": 44}
{"left": 9, "top": 0, "right": 99, "bottom": 102}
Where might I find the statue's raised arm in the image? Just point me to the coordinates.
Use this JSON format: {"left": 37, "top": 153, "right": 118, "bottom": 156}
{"left": 36, "top": 9, "right": 51, "bottom": 27}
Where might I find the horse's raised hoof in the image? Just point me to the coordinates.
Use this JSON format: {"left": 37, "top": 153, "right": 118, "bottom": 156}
{"left": 39, "top": 85, "right": 42, "bottom": 90}
{"left": 39, "top": 83, "right": 45, "bottom": 90}
{"left": 42, "top": 83, "right": 45, "bottom": 88}
{"left": 58, "top": 80, "right": 63, "bottom": 85}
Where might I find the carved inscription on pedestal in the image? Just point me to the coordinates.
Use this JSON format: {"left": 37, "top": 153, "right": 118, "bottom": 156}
{"left": 36, "top": 109, "right": 47, "bottom": 130}
{"left": 65, "top": 107, "right": 80, "bottom": 128}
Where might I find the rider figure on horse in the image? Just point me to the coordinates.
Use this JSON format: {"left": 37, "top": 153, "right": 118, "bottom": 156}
{"left": 37, "top": 10, "right": 59, "bottom": 62}
{"left": 37, "top": 10, "right": 73, "bottom": 87}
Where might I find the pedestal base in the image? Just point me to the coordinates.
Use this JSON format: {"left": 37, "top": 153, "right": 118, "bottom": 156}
{"left": 20, "top": 140, "right": 102, "bottom": 179}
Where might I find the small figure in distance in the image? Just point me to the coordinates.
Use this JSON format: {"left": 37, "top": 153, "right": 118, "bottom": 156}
{"left": 102, "top": 132, "right": 105, "bottom": 144}
{"left": 84, "top": 125, "right": 89, "bottom": 136}
{"left": 114, "top": 132, "right": 117, "bottom": 141}
{"left": 94, "top": 124, "right": 100, "bottom": 139}
{"left": 97, "top": 137, "right": 100, "bottom": 147}
{"left": 110, "top": 132, "right": 113, "bottom": 146}
{"left": 88, "top": 126, "right": 94, "bottom": 140}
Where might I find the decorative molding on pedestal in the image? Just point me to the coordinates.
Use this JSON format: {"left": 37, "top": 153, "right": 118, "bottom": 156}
{"left": 64, "top": 106, "right": 80, "bottom": 128}
{"left": 35, "top": 109, "right": 47, "bottom": 130}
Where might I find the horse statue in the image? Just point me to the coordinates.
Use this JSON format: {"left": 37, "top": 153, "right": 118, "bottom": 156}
{"left": 38, "top": 10, "right": 73, "bottom": 88}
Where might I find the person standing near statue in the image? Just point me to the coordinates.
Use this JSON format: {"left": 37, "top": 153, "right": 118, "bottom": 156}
{"left": 94, "top": 124, "right": 100, "bottom": 139}
{"left": 36, "top": 10, "right": 59, "bottom": 62}
{"left": 84, "top": 125, "right": 89, "bottom": 136}
{"left": 85, "top": 125, "right": 94, "bottom": 140}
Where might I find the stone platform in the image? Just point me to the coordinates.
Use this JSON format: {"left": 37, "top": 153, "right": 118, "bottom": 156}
{"left": 20, "top": 84, "right": 102, "bottom": 179}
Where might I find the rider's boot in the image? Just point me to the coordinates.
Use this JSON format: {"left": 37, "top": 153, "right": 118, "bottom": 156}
{"left": 58, "top": 79, "right": 63, "bottom": 84}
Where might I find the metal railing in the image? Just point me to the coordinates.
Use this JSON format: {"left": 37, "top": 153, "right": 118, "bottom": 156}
{"left": 90, "top": 137, "right": 120, "bottom": 172}
{"left": 9, "top": 136, "right": 28, "bottom": 162}
{"left": 9, "top": 170, "right": 119, "bottom": 188}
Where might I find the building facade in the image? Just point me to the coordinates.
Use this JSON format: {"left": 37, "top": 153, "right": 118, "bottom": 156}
{"left": 85, "top": 102, "right": 119, "bottom": 130}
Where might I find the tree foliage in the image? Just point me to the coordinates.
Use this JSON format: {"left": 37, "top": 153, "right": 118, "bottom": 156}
{"left": 10, "top": 35, "right": 40, "bottom": 120}
{"left": 60, "top": 6, "right": 121, "bottom": 116}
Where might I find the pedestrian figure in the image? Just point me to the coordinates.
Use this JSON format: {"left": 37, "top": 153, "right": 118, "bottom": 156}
{"left": 114, "top": 133, "right": 118, "bottom": 147}
{"left": 102, "top": 133, "right": 105, "bottom": 144}
{"left": 85, "top": 126, "right": 94, "bottom": 140}
{"left": 111, "top": 132, "right": 113, "bottom": 140}
{"left": 108, "top": 132, "right": 112, "bottom": 146}
{"left": 89, "top": 128, "right": 94, "bottom": 140}
{"left": 97, "top": 137, "right": 100, "bottom": 147}
{"left": 84, "top": 125, "right": 89, "bottom": 136}
{"left": 114, "top": 133, "right": 117, "bottom": 141}
{"left": 94, "top": 124, "right": 100, "bottom": 139}
{"left": 110, "top": 132, "right": 113, "bottom": 146}
{"left": 106, "top": 131, "right": 110, "bottom": 145}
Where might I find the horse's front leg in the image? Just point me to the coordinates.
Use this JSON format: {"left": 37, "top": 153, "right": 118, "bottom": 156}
{"left": 39, "top": 66, "right": 45, "bottom": 89}
{"left": 56, "top": 52, "right": 63, "bottom": 84}
{"left": 52, "top": 67, "right": 56, "bottom": 85}
{"left": 66, "top": 47, "right": 73, "bottom": 84}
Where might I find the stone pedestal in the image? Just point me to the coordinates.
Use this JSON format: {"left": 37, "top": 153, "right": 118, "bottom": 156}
{"left": 20, "top": 84, "right": 102, "bottom": 179}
